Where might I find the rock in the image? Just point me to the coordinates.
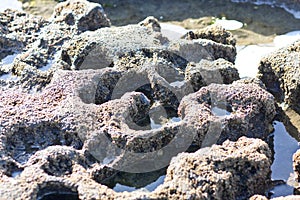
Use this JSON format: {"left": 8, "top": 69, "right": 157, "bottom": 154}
{"left": 139, "top": 16, "right": 161, "bottom": 32}
{"left": 185, "top": 58, "right": 240, "bottom": 91}
{"left": 0, "top": 136, "right": 272, "bottom": 200}
{"left": 0, "top": 3, "right": 279, "bottom": 199}
{"left": 60, "top": 21, "right": 168, "bottom": 70}
{"left": 0, "top": 9, "right": 46, "bottom": 47}
{"left": 258, "top": 40, "right": 300, "bottom": 112}
{"left": 179, "top": 80, "right": 276, "bottom": 146}
{"left": 51, "top": 0, "right": 111, "bottom": 31}
{"left": 0, "top": 0, "right": 111, "bottom": 92}
{"left": 182, "top": 24, "right": 236, "bottom": 46}
{"left": 168, "top": 38, "right": 237, "bottom": 63}
{"left": 250, "top": 195, "right": 269, "bottom": 200}
{"left": 293, "top": 149, "right": 300, "bottom": 182}
{"left": 156, "top": 137, "right": 272, "bottom": 199}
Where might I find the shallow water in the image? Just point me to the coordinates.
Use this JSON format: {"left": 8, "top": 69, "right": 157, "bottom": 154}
{"left": 113, "top": 175, "right": 166, "bottom": 192}
{"left": 269, "top": 121, "right": 299, "bottom": 198}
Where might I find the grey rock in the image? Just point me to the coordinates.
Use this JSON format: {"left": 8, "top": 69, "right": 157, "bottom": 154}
{"left": 60, "top": 22, "right": 168, "bottom": 70}
{"left": 293, "top": 149, "right": 300, "bottom": 183}
{"left": 51, "top": 0, "right": 110, "bottom": 31}
{"left": 185, "top": 58, "right": 240, "bottom": 91}
{"left": 182, "top": 24, "right": 236, "bottom": 46}
{"left": 0, "top": 9, "right": 46, "bottom": 48}
{"left": 157, "top": 137, "right": 272, "bottom": 200}
{"left": 258, "top": 40, "right": 300, "bottom": 112}
{"left": 168, "top": 38, "right": 236, "bottom": 63}
{"left": 179, "top": 81, "right": 276, "bottom": 146}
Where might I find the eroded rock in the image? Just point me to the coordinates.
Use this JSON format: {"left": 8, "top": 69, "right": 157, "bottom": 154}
{"left": 258, "top": 40, "right": 300, "bottom": 112}
{"left": 157, "top": 137, "right": 272, "bottom": 199}
{"left": 179, "top": 81, "right": 276, "bottom": 146}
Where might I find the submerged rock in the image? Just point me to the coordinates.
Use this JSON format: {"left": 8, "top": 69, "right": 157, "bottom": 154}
{"left": 258, "top": 40, "right": 300, "bottom": 113}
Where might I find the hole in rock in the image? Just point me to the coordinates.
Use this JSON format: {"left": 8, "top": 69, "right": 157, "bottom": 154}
{"left": 126, "top": 102, "right": 182, "bottom": 131}
{"left": 155, "top": 64, "right": 186, "bottom": 88}
{"left": 2, "top": 160, "right": 23, "bottom": 178}
{"left": 102, "top": 167, "right": 166, "bottom": 192}
{"left": 6, "top": 123, "right": 83, "bottom": 164}
{"left": 211, "top": 101, "right": 233, "bottom": 117}
{"left": 37, "top": 183, "right": 79, "bottom": 200}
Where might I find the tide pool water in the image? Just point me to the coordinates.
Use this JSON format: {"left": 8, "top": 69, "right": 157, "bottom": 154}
{"left": 269, "top": 121, "right": 299, "bottom": 198}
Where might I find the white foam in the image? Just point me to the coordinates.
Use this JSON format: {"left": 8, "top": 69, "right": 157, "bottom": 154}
{"left": 0, "top": 0, "right": 22, "bottom": 12}
{"left": 169, "top": 80, "right": 185, "bottom": 88}
{"left": 215, "top": 19, "right": 243, "bottom": 30}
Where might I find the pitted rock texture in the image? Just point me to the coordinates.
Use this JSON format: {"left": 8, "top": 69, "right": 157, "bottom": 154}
{"left": 185, "top": 58, "right": 240, "bottom": 91}
{"left": 51, "top": 0, "right": 111, "bottom": 31}
{"left": 0, "top": 1, "right": 279, "bottom": 199}
{"left": 0, "top": 137, "right": 272, "bottom": 200}
{"left": 168, "top": 37, "right": 237, "bottom": 63}
{"left": 59, "top": 24, "right": 168, "bottom": 70}
{"left": 179, "top": 80, "right": 276, "bottom": 146}
{"left": 158, "top": 137, "right": 272, "bottom": 200}
{"left": 0, "top": 0, "right": 110, "bottom": 93}
{"left": 258, "top": 40, "right": 300, "bottom": 112}
{"left": 0, "top": 9, "right": 46, "bottom": 50}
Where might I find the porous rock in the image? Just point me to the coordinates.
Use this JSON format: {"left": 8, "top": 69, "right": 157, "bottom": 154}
{"left": 168, "top": 37, "right": 237, "bottom": 63}
{"left": 258, "top": 40, "right": 300, "bottom": 112}
{"left": 0, "top": 136, "right": 272, "bottom": 200}
{"left": 179, "top": 80, "right": 276, "bottom": 146}
{"left": 60, "top": 23, "right": 168, "bottom": 70}
{"left": 155, "top": 137, "right": 272, "bottom": 199}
